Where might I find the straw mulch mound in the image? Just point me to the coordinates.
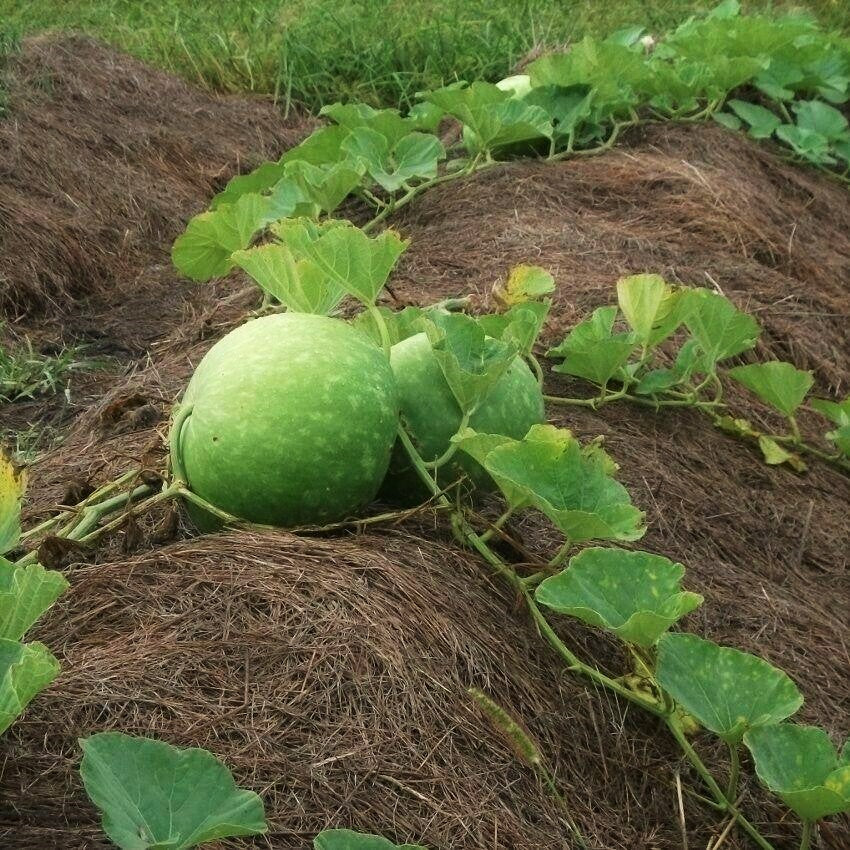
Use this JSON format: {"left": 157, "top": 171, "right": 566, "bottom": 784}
{"left": 1, "top": 36, "right": 848, "bottom": 850}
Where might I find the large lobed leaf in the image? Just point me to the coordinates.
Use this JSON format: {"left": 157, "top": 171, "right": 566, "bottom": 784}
{"left": 79, "top": 732, "right": 267, "bottom": 850}
{"left": 422, "top": 312, "right": 518, "bottom": 413}
{"left": 276, "top": 219, "right": 407, "bottom": 307}
{"left": 480, "top": 424, "right": 645, "bottom": 543}
{"left": 0, "top": 561, "right": 68, "bottom": 642}
{"left": 681, "top": 288, "right": 760, "bottom": 369}
{"left": 231, "top": 244, "right": 345, "bottom": 315}
{"left": 547, "top": 306, "right": 636, "bottom": 388}
{"left": 0, "top": 638, "right": 59, "bottom": 735}
{"left": 729, "top": 360, "right": 813, "bottom": 417}
{"left": 744, "top": 724, "right": 850, "bottom": 822}
{"left": 314, "top": 829, "right": 426, "bottom": 850}
{"left": 656, "top": 633, "right": 803, "bottom": 743}
{"left": 535, "top": 548, "right": 703, "bottom": 647}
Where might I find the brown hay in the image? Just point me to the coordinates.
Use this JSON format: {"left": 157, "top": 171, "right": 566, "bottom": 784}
{"left": 1, "top": 38, "right": 849, "bottom": 850}
{"left": 0, "top": 530, "right": 812, "bottom": 849}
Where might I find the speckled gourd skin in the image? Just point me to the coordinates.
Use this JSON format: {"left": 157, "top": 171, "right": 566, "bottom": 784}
{"left": 173, "top": 312, "right": 398, "bottom": 528}
{"left": 382, "top": 332, "right": 545, "bottom": 501}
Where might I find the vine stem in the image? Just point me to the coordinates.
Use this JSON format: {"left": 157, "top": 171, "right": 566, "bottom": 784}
{"left": 799, "top": 821, "right": 813, "bottom": 850}
{"left": 726, "top": 743, "right": 741, "bottom": 802}
{"left": 396, "top": 422, "right": 776, "bottom": 850}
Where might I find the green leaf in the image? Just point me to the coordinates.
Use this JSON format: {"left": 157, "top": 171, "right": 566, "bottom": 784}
{"left": 284, "top": 160, "right": 365, "bottom": 213}
{"left": 0, "top": 561, "right": 68, "bottom": 641}
{"left": 713, "top": 112, "right": 743, "bottom": 131}
{"left": 776, "top": 125, "right": 835, "bottom": 164}
{"left": 422, "top": 313, "right": 518, "bottom": 413}
{"left": 172, "top": 194, "right": 275, "bottom": 282}
{"left": 826, "top": 424, "right": 850, "bottom": 457}
{"left": 810, "top": 397, "right": 850, "bottom": 427}
{"left": 451, "top": 428, "right": 529, "bottom": 508}
{"left": 656, "top": 633, "right": 803, "bottom": 743}
{"left": 794, "top": 100, "right": 849, "bottom": 140}
{"left": 342, "top": 128, "right": 444, "bottom": 192}
{"left": 0, "top": 638, "right": 59, "bottom": 735}
{"left": 79, "top": 732, "right": 267, "bottom": 850}
{"left": 314, "top": 829, "right": 425, "bottom": 850}
{"left": 681, "top": 288, "right": 760, "bottom": 368}
{"left": 729, "top": 361, "right": 814, "bottom": 417}
{"left": 320, "top": 102, "right": 418, "bottom": 148}
{"left": 535, "top": 548, "right": 703, "bottom": 647}
{"left": 726, "top": 100, "right": 781, "bottom": 139}
{"left": 478, "top": 301, "right": 550, "bottom": 357}
{"left": 547, "top": 306, "right": 636, "bottom": 387}
{"left": 0, "top": 452, "right": 26, "bottom": 555}
{"left": 351, "top": 305, "right": 428, "bottom": 348}
{"left": 744, "top": 724, "right": 850, "bottom": 822}
{"left": 616, "top": 274, "right": 681, "bottom": 346}
{"left": 276, "top": 220, "right": 407, "bottom": 308}
{"left": 422, "top": 82, "right": 552, "bottom": 151}
{"left": 231, "top": 244, "right": 345, "bottom": 315}
{"left": 209, "top": 125, "right": 351, "bottom": 209}
{"left": 482, "top": 425, "right": 646, "bottom": 543}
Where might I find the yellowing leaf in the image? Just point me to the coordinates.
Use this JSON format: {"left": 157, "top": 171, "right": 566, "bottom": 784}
{"left": 494, "top": 265, "right": 555, "bottom": 307}
{"left": 0, "top": 452, "right": 26, "bottom": 555}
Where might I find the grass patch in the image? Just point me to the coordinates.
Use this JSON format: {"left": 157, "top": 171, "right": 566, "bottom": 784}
{"left": 1, "top": 0, "right": 848, "bottom": 111}
{"left": 0, "top": 339, "right": 102, "bottom": 403}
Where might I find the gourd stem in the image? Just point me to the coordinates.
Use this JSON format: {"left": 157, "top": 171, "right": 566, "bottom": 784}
{"left": 366, "top": 302, "right": 392, "bottom": 358}
{"left": 20, "top": 468, "right": 141, "bottom": 541}
{"left": 478, "top": 506, "right": 515, "bottom": 543}
{"left": 424, "top": 411, "right": 470, "bottom": 469}
{"left": 667, "top": 721, "right": 774, "bottom": 850}
{"left": 168, "top": 402, "right": 194, "bottom": 485}
{"left": 727, "top": 742, "right": 740, "bottom": 801}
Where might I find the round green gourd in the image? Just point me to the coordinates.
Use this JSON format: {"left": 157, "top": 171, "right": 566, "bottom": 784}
{"left": 172, "top": 312, "right": 398, "bottom": 528}
{"left": 381, "top": 331, "right": 545, "bottom": 501}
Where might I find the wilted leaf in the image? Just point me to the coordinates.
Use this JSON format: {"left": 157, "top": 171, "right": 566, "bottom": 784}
{"left": 314, "top": 829, "right": 425, "bottom": 850}
{"left": 681, "top": 288, "right": 760, "bottom": 368}
{"left": 494, "top": 264, "right": 555, "bottom": 307}
{"left": 79, "top": 732, "right": 267, "bottom": 850}
{"left": 744, "top": 724, "right": 850, "bottom": 822}
{"left": 0, "top": 451, "right": 26, "bottom": 555}
{"left": 535, "top": 548, "right": 703, "bottom": 647}
{"left": 231, "top": 244, "right": 345, "bottom": 315}
{"left": 656, "top": 633, "right": 803, "bottom": 743}
{"left": 0, "top": 638, "right": 59, "bottom": 735}
{"left": 729, "top": 361, "right": 814, "bottom": 417}
{"left": 757, "top": 436, "right": 806, "bottom": 471}
{"left": 0, "top": 561, "right": 68, "bottom": 641}
{"left": 826, "top": 424, "right": 850, "bottom": 457}
{"left": 482, "top": 425, "right": 645, "bottom": 543}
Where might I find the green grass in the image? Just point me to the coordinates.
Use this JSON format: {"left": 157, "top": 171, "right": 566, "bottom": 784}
{"left": 1, "top": 0, "right": 848, "bottom": 112}
{"left": 0, "top": 339, "right": 101, "bottom": 403}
